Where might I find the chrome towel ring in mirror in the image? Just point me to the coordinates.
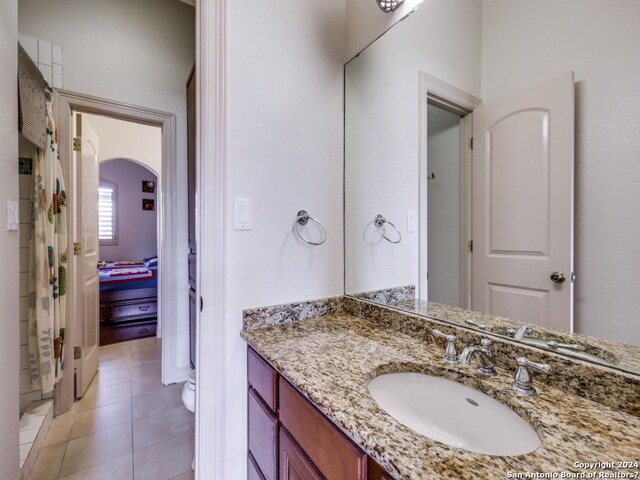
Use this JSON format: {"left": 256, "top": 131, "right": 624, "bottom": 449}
{"left": 294, "top": 210, "right": 327, "bottom": 246}
{"left": 374, "top": 214, "right": 402, "bottom": 244}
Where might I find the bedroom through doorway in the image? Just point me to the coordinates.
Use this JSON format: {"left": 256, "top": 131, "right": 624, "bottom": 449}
{"left": 91, "top": 115, "right": 162, "bottom": 347}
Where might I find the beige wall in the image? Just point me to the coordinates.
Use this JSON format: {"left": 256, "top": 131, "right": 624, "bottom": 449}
{"left": 86, "top": 114, "right": 162, "bottom": 176}
{"left": 99, "top": 160, "right": 158, "bottom": 261}
{"left": 0, "top": 0, "right": 20, "bottom": 477}
{"left": 481, "top": 0, "right": 640, "bottom": 345}
{"left": 223, "top": 0, "right": 346, "bottom": 475}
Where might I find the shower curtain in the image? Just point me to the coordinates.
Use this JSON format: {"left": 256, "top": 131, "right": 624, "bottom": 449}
{"left": 28, "top": 99, "right": 68, "bottom": 395}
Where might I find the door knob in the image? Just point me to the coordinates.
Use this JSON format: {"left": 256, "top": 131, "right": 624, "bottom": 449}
{"left": 550, "top": 271, "right": 566, "bottom": 284}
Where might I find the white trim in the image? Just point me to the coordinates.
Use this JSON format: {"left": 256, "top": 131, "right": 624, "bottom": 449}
{"left": 54, "top": 90, "right": 179, "bottom": 415}
{"left": 418, "top": 72, "right": 481, "bottom": 302}
{"left": 419, "top": 72, "right": 482, "bottom": 114}
{"left": 195, "top": 0, "right": 227, "bottom": 478}
{"left": 175, "top": 364, "right": 194, "bottom": 383}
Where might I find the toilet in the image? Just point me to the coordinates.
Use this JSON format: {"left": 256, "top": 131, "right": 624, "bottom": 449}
{"left": 182, "top": 370, "right": 196, "bottom": 470}
{"left": 182, "top": 370, "right": 196, "bottom": 412}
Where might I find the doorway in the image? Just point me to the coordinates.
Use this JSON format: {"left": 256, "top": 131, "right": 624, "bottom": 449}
{"left": 97, "top": 157, "right": 160, "bottom": 348}
{"left": 53, "top": 91, "right": 183, "bottom": 412}
{"left": 426, "top": 104, "right": 466, "bottom": 308}
{"left": 418, "top": 72, "right": 479, "bottom": 307}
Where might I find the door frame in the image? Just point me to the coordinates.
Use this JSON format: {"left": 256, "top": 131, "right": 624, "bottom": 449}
{"left": 195, "top": 1, "right": 228, "bottom": 478}
{"left": 418, "top": 72, "right": 481, "bottom": 308}
{"left": 54, "top": 90, "right": 178, "bottom": 412}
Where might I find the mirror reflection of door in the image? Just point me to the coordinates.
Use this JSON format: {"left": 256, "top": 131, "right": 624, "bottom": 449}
{"left": 426, "top": 105, "right": 465, "bottom": 308}
{"left": 426, "top": 73, "right": 574, "bottom": 332}
{"left": 471, "top": 72, "right": 574, "bottom": 333}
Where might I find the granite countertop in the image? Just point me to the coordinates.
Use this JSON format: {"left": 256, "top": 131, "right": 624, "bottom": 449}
{"left": 241, "top": 313, "right": 640, "bottom": 480}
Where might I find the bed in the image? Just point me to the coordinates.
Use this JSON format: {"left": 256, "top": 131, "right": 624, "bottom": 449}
{"left": 99, "top": 257, "right": 158, "bottom": 345}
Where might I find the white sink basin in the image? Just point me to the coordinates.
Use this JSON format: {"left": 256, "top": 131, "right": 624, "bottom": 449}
{"left": 368, "top": 372, "right": 540, "bottom": 456}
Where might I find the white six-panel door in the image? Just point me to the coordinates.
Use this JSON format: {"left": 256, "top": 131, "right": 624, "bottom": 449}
{"left": 472, "top": 72, "right": 574, "bottom": 332}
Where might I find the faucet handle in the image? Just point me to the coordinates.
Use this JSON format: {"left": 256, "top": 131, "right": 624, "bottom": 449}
{"left": 512, "top": 357, "right": 551, "bottom": 395}
{"left": 480, "top": 338, "right": 492, "bottom": 350}
{"left": 432, "top": 329, "right": 458, "bottom": 364}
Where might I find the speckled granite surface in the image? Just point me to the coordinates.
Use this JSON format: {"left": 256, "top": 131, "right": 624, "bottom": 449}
{"left": 351, "top": 285, "right": 416, "bottom": 304}
{"left": 348, "top": 296, "right": 640, "bottom": 376}
{"left": 242, "top": 313, "right": 640, "bottom": 480}
{"left": 243, "top": 295, "right": 343, "bottom": 330}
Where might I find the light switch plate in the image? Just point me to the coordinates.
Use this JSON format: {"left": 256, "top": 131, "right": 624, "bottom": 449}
{"left": 234, "top": 197, "right": 252, "bottom": 230}
{"left": 407, "top": 210, "right": 417, "bottom": 233}
{"left": 7, "top": 201, "right": 19, "bottom": 231}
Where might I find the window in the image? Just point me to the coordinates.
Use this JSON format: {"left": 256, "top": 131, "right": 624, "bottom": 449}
{"left": 98, "top": 179, "right": 118, "bottom": 245}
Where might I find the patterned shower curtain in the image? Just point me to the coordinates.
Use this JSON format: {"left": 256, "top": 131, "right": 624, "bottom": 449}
{"left": 28, "top": 99, "right": 68, "bottom": 395}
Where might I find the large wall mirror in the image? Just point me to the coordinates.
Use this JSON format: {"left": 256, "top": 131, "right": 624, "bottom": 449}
{"left": 344, "top": 0, "right": 640, "bottom": 375}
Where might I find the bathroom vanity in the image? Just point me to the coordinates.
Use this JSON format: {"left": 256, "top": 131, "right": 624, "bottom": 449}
{"left": 242, "top": 297, "right": 640, "bottom": 480}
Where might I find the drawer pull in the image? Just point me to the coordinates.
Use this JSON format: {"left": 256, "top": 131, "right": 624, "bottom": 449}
{"left": 139, "top": 305, "right": 150, "bottom": 311}
{"left": 138, "top": 328, "right": 150, "bottom": 335}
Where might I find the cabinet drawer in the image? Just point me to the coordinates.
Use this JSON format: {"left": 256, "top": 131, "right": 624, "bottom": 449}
{"left": 248, "top": 388, "right": 277, "bottom": 480}
{"left": 248, "top": 452, "right": 266, "bottom": 480}
{"left": 110, "top": 301, "right": 157, "bottom": 319}
{"left": 100, "top": 321, "right": 156, "bottom": 346}
{"left": 279, "top": 377, "right": 367, "bottom": 480}
{"left": 247, "top": 348, "right": 277, "bottom": 412}
{"left": 280, "top": 427, "right": 325, "bottom": 480}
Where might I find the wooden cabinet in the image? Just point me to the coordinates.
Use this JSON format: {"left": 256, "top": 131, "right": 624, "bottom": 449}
{"left": 279, "top": 378, "right": 367, "bottom": 479}
{"left": 248, "top": 388, "right": 278, "bottom": 480}
{"left": 280, "top": 428, "right": 324, "bottom": 480}
{"left": 247, "top": 347, "right": 390, "bottom": 480}
{"left": 249, "top": 453, "right": 266, "bottom": 480}
{"left": 248, "top": 348, "right": 277, "bottom": 411}
{"left": 99, "top": 288, "right": 157, "bottom": 345}
{"left": 367, "top": 458, "right": 394, "bottom": 480}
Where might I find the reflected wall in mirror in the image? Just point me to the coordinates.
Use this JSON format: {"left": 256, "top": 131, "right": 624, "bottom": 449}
{"left": 344, "top": 0, "right": 640, "bottom": 375}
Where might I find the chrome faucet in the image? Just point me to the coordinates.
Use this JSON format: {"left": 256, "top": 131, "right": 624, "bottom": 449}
{"left": 511, "top": 357, "right": 551, "bottom": 395}
{"left": 509, "top": 325, "right": 534, "bottom": 340}
{"left": 459, "top": 338, "right": 496, "bottom": 376}
{"left": 432, "top": 329, "right": 458, "bottom": 364}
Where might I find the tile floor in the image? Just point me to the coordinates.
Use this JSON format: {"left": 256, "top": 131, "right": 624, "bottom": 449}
{"left": 29, "top": 337, "right": 195, "bottom": 480}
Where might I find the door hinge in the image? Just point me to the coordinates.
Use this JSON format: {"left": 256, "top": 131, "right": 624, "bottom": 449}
{"left": 469, "top": 240, "right": 474, "bottom": 252}
{"left": 570, "top": 272, "right": 576, "bottom": 283}
{"left": 73, "top": 242, "right": 82, "bottom": 256}
{"left": 74, "top": 346, "right": 81, "bottom": 359}
{"left": 73, "top": 137, "right": 81, "bottom": 151}
{"left": 200, "top": 296, "right": 203, "bottom": 312}
{"left": 470, "top": 137, "right": 474, "bottom": 150}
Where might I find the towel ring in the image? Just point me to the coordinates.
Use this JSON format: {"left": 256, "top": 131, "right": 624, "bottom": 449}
{"left": 293, "top": 210, "right": 327, "bottom": 246}
{"left": 374, "top": 214, "right": 402, "bottom": 244}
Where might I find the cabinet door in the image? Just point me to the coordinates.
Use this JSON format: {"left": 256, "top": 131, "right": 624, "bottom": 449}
{"left": 280, "top": 427, "right": 325, "bottom": 480}
{"left": 368, "top": 457, "right": 393, "bottom": 480}
{"left": 279, "top": 377, "right": 367, "bottom": 479}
